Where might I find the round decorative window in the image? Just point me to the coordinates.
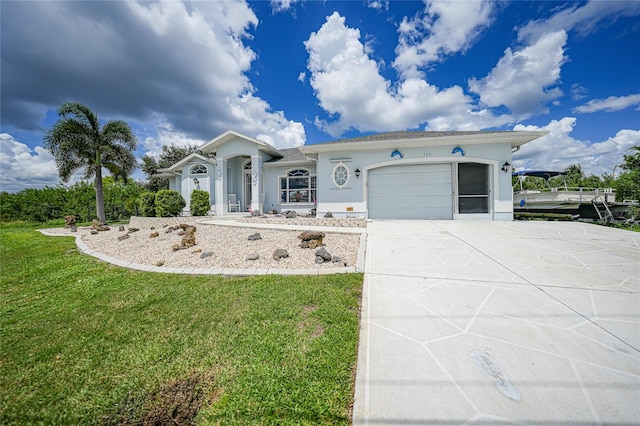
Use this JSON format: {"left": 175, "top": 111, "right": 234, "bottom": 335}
{"left": 332, "top": 163, "right": 350, "bottom": 189}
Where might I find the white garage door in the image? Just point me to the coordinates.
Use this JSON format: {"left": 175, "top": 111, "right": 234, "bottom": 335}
{"left": 368, "top": 163, "right": 453, "bottom": 219}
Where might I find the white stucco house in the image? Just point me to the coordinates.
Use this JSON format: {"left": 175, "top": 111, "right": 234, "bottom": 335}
{"left": 156, "top": 129, "right": 546, "bottom": 220}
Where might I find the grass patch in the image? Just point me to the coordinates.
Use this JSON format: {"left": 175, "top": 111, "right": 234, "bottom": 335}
{"left": 0, "top": 224, "right": 363, "bottom": 425}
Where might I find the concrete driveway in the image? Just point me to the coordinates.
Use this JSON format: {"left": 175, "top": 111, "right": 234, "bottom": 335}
{"left": 353, "top": 220, "right": 639, "bottom": 425}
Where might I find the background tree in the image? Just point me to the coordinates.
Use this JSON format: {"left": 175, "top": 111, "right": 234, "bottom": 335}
{"left": 614, "top": 146, "right": 640, "bottom": 202}
{"left": 141, "top": 144, "right": 200, "bottom": 192}
{"left": 43, "top": 102, "right": 137, "bottom": 223}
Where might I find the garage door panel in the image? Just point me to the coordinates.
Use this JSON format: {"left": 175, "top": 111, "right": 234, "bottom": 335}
{"left": 368, "top": 164, "right": 453, "bottom": 219}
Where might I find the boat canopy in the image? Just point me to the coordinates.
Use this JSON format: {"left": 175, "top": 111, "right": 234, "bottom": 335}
{"left": 512, "top": 170, "right": 566, "bottom": 180}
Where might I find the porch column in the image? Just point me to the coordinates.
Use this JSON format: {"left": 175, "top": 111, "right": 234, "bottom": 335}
{"left": 215, "top": 158, "right": 227, "bottom": 216}
{"left": 251, "top": 155, "right": 263, "bottom": 213}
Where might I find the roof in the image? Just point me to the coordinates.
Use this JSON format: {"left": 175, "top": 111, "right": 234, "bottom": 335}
{"left": 156, "top": 152, "right": 216, "bottom": 176}
{"left": 299, "top": 130, "right": 548, "bottom": 154}
{"left": 263, "top": 147, "right": 314, "bottom": 166}
{"left": 199, "top": 129, "right": 283, "bottom": 158}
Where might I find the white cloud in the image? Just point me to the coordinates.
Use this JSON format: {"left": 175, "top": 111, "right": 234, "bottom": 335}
{"left": 0, "top": 134, "right": 63, "bottom": 192}
{"left": 512, "top": 118, "right": 640, "bottom": 177}
{"left": 270, "top": 0, "right": 301, "bottom": 13}
{"left": 394, "top": 0, "right": 495, "bottom": 79}
{"left": 3, "top": 0, "right": 306, "bottom": 154}
{"left": 304, "top": 12, "right": 510, "bottom": 136}
{"left": 517, "top": 0, "right": 640, "bottom": 43}
{"left": 468, "top": 30, "right": 567, "bottom": 118}
{"left": 367, "top": 0, "right": 389, "bottom": 11}
{"left": 573, "top": 94, "right": 640, "bottom": 113}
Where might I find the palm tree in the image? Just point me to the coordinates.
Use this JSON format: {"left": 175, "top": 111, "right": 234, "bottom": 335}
{"left": 44, "top": 102, "right": 137, "bottom": 223}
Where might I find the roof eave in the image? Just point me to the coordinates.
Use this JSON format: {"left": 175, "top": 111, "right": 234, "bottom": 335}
{"left": 300, "top": 131, "right": 549, "bottom": 154}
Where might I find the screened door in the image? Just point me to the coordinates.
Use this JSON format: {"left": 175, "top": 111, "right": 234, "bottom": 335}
{"left": 458, "top": 163, "right": 489, "bottom": 214}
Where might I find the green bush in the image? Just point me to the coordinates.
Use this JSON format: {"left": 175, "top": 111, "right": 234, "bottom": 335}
{"left": 155, "top": 190, "right": 185, "bottom": 217}
{"left": 137, "top": 192, "right": 156, "bottom": 217}
{"left": 190, "top": 190, "right": 210, "bottom": 216}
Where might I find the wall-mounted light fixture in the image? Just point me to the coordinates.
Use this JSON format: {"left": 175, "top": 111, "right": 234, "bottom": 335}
{"left": 193, "top": 178, "right": 199, "bottom": 185}
{"left": 501, "top": 161, "right": 511, "bottom": 173}
{"left": 355, "top": 168, "right": 361, "bottom": 178}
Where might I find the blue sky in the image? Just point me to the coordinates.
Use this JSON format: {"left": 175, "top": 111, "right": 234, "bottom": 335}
{"left": 1, "top": 0, "right": 639, "bottom": 192}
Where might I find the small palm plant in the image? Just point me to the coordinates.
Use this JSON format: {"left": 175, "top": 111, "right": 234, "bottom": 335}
{"left": 44, "top": 102, "right": 137, "bottom": 224}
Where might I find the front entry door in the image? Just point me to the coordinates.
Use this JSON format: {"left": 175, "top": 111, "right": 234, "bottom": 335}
{"left": 243, "top": 171, "right": 251, "bottom": 212}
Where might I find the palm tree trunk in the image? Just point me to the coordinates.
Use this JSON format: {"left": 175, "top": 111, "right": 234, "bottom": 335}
{"left": 95, "top": 161, "right": 107, "bottom": 224}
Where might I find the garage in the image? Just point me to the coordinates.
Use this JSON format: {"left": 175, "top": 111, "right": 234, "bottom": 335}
{"left": 367, "top": 163, "right": 453, "bottom": 219}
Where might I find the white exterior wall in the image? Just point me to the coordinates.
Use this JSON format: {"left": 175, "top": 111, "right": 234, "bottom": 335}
{"left": 263, "top": 164, "right": 317, "bottom": 214}
{"left": 314, "top": 142, "right": 514, "bottom": 220}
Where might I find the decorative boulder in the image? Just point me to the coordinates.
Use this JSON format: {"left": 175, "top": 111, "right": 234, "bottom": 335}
{"left": 284, "top": 210, "right": 297, "bottom": 218}
{"left": 90, "top": 230, "right": 99, "bottom": 235}
{"left": 298, "top": 230, "right": 325, "bottom": 247}
{"left": 156, "top": 260, "right": 165, "bottom": 267}
{"left": 118, "top": 234, "right": 130, "bottom": 241}
{"left": 118, "top": 225, "right": 125, "bottom": 232}
{"left": 127, "top": 227, "right": 140, "bottom": 233}
{"left": 273, "top": 249, "right": 289, "bottom": 260}
{"left": 181, "top": 226, "right": 196, "bottom": 249}
{"left": 92, "top": 219, "right": 110, "bottom": 232}
{"left": 200, "top": 252, "right": 213, "bottom": 259}
{"left": 315, "top": 247, "right": 332, "bottom": 263}
{"left": 64, "top": 215, "right": 77, "bottom": 228}
{"left": 149, "top": 231, "right": 159, "bottom": 238}
{"left": 251, "top": 210, "right": 262, "bottom": 217}
{"left": 248, "top": 233, "right": 262, "bottom": 241}
{"left": 324, "top": 211, "right": 333, "bottom": 218}
{"left": 246, "top": 253, "right": 260, "bottom": 261}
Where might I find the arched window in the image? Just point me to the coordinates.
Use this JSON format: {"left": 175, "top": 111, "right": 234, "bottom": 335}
{"left": 190, "top": 164, "right": 207, "bottom": 175}
{"left": 279, "top": 169, "right": 316, "bottom": 203}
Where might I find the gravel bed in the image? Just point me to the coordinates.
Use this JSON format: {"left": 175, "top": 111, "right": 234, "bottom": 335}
{"left": 78, "top": 223, "right": 360, "bottom": 270}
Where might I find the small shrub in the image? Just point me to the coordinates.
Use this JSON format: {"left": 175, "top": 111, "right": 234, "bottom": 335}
{"left": 190, "top": 190, "right": 210, "bottom": 216}
{"left": 155, "top": 190, "right": 186, "bottom": 217}
{"left": 137, "top": 192, "right": 156, "bottom": 217}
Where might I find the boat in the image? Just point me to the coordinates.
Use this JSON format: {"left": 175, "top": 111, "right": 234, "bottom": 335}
{"left": 513, "top": 170, "right": 638, "bottom": 220}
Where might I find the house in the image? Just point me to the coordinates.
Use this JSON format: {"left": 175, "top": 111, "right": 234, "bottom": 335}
{"left": 156, "top": 129, "right": 546, "bottom": 220}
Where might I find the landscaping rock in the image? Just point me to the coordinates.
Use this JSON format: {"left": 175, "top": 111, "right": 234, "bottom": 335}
{"left": 200, "top": 252, "right": 213, "bottom": 259}
{"left": 315, "top": 247, "right": 332, "bottom": 262}
{"left": 127, "top": 227, "right": 140, "bottom": 233}
{"left": 156, "top": 260, "right": 165, "bottom": 267}
{"left": 90, "top": 230, "right": 99, "bottom": 235}
{"left": 248, "top": 232, "right": 262, "bottom": 241}
{"left": 284, "top": 210, "right": 297, "bottom": 218}
{"left": 118, "top": 234, "right": 130, "bottom": 241}
{"left": 64, "top": 215, "right": 77, "bottom": 228}
{"left": 324, "top": 211, "right": 333, "bottom": 218}
{"left": 251, "top": 210, "right": 262, "bottom": 217}
{"left": 181, "top": 226, "right": 196, "bottom": 249}
{"left": 273, "top": 249, "right": 289, "bottom": 260}
{"left": 149, "top": 231, "right": 159, "bottom": 238}
{"left": 118, "top": 225, "right": 125, "bottom": 232}
{"left": 309, "top": 240, "right": 320, "bottom": 249}
{"left": 298, "top": 230, "right": 325, "bottom": 246}
{"left": 92, "top": 219, "right": 110, "bottom": 232}
{"left": 300, "top": 241, "right": 310, "bottom": 249}
{"left": 246, "top": 253, "right": 259, "bottom": 261}
{"left": 172, "top": 244, "right": 182, "bottom": 251}
{"left": 315, "top": 256, "right": 325, "bottom": 264}
{"left": 177, "top": 230, "right": 185, "bottom": 236}
{"left": 331, "top": 256, "right": 343, "bottom": 264}
{"left": 192, "top": 248, "right": 202, "bottom": 254}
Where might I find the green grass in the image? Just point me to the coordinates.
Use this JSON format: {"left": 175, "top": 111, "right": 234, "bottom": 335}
{"left": 0, "top": 224, "right": 363, "bottom": 425}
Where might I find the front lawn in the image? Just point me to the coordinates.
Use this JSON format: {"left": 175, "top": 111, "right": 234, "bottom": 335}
{"left": 0, "top": 224, "right": 363, "bottom": 425}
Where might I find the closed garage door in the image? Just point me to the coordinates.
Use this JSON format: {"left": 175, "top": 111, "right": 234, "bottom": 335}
{"left": 368, "top": 163, "right": 453, "bottom": 219}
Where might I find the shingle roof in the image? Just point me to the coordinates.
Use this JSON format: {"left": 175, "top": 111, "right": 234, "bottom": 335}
{"left": 319, "top": 130, "right": 499, "bottom": 145}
